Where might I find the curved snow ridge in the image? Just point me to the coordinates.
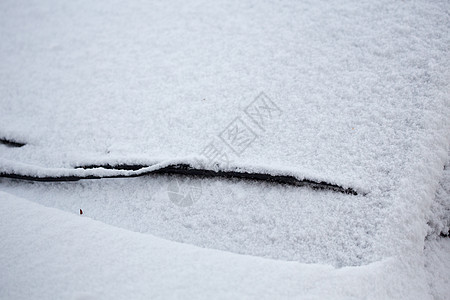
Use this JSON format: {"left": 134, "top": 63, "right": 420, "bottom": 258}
{"left": 0, "top": 190, "right": 432, "bottom": 300}
{"left": 0, "top": 157, "right": 366, "bottom": 195}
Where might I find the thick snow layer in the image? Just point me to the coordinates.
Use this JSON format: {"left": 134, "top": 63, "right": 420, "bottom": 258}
{"left": 0, "top": 0, "right": 449, "bottom": 298}
{"left": 0, "top": 191, "right": 432, "bottom": 300}
{"left": 424, "top": 238, "right": 450, "bottom": 300}
{"left": 0, "top": 176, "right": 379, "bottom": 267}
{"left": 1, "top": 0, "right": 448, "bottom": 191}
{"left": 428, "top": 157, "right": 450, "bottom": 237}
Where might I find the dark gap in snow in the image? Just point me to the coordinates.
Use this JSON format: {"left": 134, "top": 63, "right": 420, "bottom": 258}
{"left": 0, "top": 138, "right": 26, "bottom": 148}
{"left": 1, "top": 163, "right": 360, "bottom": 195}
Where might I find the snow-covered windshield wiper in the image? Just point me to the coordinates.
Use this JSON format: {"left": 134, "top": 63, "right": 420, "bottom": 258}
{"left": 0, "top": 138, "right": 360, "bottom": 195}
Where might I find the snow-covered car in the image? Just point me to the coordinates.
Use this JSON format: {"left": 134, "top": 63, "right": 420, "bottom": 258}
{"left": 1, "top": 0, "right": 449, "bottom": 299}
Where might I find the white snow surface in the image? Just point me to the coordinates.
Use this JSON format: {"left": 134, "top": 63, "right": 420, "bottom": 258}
{"left": 0, "top": 0, "right": 449, "bottom": 299}
{"left": 0, "top": 191, "right": 434, "bottom": 300}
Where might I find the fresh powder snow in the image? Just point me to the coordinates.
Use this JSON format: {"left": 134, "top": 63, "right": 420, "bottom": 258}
{"left": 0, "top": 0, "right": 449, "bottom": 299}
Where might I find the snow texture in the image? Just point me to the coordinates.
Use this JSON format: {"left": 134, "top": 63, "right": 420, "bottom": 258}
{"left": 428, "top": 155, "right": 450, "bottom": 237}
{"left": 0, "top": 191, "right": 435, "bottom": 300}
{"left": 0, "top": 0, "right": 449, "bottom": 298}
{"left": 424, "top": 238, "right": 450, "bottom": 300}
